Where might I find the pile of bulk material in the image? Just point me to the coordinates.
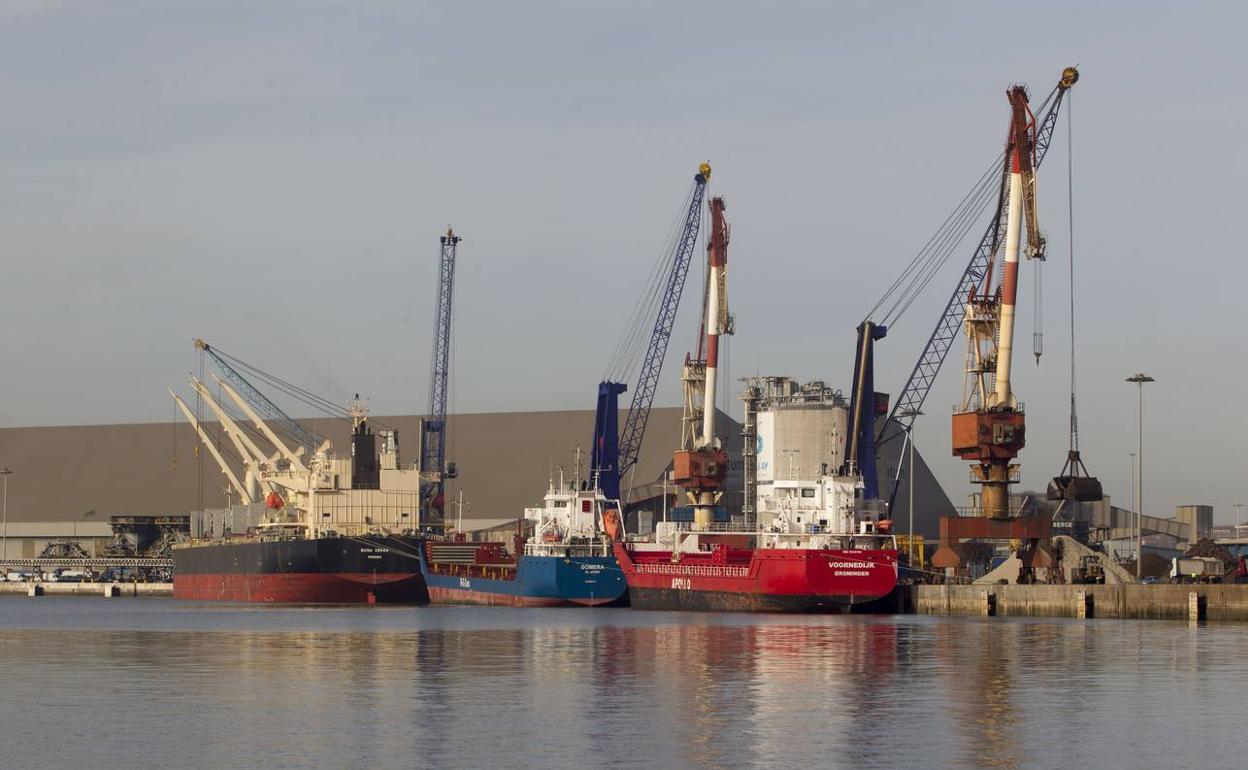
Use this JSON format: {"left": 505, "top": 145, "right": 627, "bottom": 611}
{"left": 973, "top": 536, "right": 1134, "bottom": 585}
{"left": 1183, "top": 538, "right": 1236, "bottom": 572}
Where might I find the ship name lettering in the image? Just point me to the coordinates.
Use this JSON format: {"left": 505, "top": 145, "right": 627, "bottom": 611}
{"left": 459, "top": 578, "right": 471, "bottom": 589}
{"left": 671, "top": 578, "right": 691, "bottom": 590}
{"left": 828, "top": 561, "right": 871, "bottom": 569}
{"left": 834, "top": 570, "right": 871, "bottom": 577}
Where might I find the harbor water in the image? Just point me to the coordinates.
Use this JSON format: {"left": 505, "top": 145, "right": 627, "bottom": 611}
{"left": 1, "top": 598, "right": 1245, "bottom": 769}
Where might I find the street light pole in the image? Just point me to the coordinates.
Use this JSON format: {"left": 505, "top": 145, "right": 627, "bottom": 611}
{"left": 1129, "top": 452, "right": 1136, "bottom": 517}
{"left": 897, "top": 409, "right": 924, "bottom": 566}
{"left": 1, "top": 468, "right": 11, "bottom": 562}
{"left": 1126, "top": 373, "right": 1155, "bottom": 580}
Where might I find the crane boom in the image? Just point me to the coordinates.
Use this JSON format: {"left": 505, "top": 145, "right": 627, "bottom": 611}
{"left": 593, "top": 164, "right": 710, "bottom": 501}
{"left": 213, "top": 374, "right": 308, "bottom": 474}
{"left": 194, "top": 339, "right": 321, "bottom": 454}
{"left": 422, "top": 227, "right": 459, "bottom": 529}
{"left": 171, "top": 390, "right": 253, "bottom": 504}
{"left": 880, "top": 68, "right": 1078, "bottom": 478}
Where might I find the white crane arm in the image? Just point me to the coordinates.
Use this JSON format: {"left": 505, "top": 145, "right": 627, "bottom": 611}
{"left": 171, "top": 390, "right": 254, "bottom": 504}
{"left": 211, "top": 374, "right": 309, "bottom": 474}
{"left": 190, "top": 377, "right": 278, "bottom": 494}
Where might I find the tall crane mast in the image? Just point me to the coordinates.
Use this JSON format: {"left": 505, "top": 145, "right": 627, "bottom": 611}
{"left": 592, "top": 164, "right": 710, "bottom": 502}
{"left": 674, "top": 194, "right": 732, "bottom": 528}
{"left": 951, "top": 83, "right": 1046, "bottom": 519}
{"left": 880, "top": 67, "right": 1078, "bottom": 507}
{"left": 930, "top": 72, "right": 1079, "bottom": 577}
{"left": 194, "top": 338, "right": 322, "bottom": 455}
{"left": 422, "top": 227, "right": 460, "bottom": 531}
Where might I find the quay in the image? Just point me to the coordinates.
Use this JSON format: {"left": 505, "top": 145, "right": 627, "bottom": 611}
{"left": 1, "top": 581, "right": 172, "bottom": 597}
{"left": 905, "top": 583, "right": 1248, "bottom": 622}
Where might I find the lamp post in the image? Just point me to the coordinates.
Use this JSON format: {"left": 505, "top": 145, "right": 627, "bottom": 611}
{"left": 1, "top": 468, "right": 11, "bottom": 561}
{"left": 897, "top": 409, "right": 924, "bottom": 565}
{"left": 1129, "top": 452, "right": 1136, "bottom": 516}
{"left": 1126, "top": 373, "right": 1155, "bottom": 580}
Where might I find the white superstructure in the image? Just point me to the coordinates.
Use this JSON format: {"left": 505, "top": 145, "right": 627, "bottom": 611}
{"left": 170, "top": 375, "right": 435, "bottom": 539}
{"left": 522, "top": 470, "right": 618, "bottom": 558}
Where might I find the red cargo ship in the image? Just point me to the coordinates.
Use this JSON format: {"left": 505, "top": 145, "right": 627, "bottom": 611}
{"left": 610, "top": 187, "right": 898, "bottom": 611}
{"left": 615, "top": 522, "right": 897, "bottom": 612}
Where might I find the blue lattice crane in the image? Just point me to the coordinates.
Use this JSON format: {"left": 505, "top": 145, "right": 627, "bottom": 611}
{"left": 592, "top": 164, "right": 711, "bottom": 502}
{"left": 422, "top": 227, "right": 460, "bottom": 531}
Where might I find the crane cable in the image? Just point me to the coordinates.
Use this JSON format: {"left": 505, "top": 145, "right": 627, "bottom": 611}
{"left": 866, "top": 81, "right": 1067, "bottom": 331}
{"left": 1066, "top": 93, "right": 1079, "bottom": 452}
{"left": 603, "top": 179, "right": 700, "bottom": 383}
{"left": 866, "top": 152, "right": 1006, "bottom": 328}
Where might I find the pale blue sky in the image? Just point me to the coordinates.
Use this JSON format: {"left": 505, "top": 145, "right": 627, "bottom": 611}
{"left": 1, "top": 1, "right": 1245, "bottom": 520}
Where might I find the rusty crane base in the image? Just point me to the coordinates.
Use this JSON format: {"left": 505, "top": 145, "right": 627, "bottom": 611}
{"left": 930, "top": 515, "right": 1052, "bottom": 578}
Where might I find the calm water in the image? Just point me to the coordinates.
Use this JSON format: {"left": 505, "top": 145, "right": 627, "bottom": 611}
{"left": 1, "top": 598, "right": 1245, "bottom": 769}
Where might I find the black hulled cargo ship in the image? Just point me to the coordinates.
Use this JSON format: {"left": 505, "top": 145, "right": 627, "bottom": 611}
{"left": 174, "top": 531, "right": 428, "bottom": 603}
{"left": 169, "top": 380, "right": 432, "bottom": 604}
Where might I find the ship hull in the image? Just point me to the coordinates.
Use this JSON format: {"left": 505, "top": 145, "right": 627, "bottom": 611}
{"left": 615, "top": 543, "right": 897, "bottom": 613}
{"left": 173, "top": 535, "right": 429, "bottom": 604}
{"left": 420, "top": 549, "right": 627, "bottom": 607}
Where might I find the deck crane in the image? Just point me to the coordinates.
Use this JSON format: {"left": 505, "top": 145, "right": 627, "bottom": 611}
{"left": 591, "top": 164, "right": 710, "bottom": 502}
{"left": 170, "top": 390, "right": 253, "bottom": 505}
{"left": 178, "top": 375, "right": 282, "bottom": 504}
{"left": 194, "top": 339, "right": 323, "bottom": 456}
{"left": 422, "top": 227, "right": 460, "bottom": 532}
{"left": 866, "top": 67, "right": 1079, "bottom": 510}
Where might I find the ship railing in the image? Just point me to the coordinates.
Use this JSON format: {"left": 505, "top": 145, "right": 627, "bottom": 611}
{"left": 524, "top": 541, "right": 610, "bottom": 558}
{"left": 659, "top": 521, "right": 753, "bottom": 534}
{"left": 632, "top": 562, "right": 750, "bottom": 578}
{"left": 761, "top": 531, "right": 898, "bottom": 550}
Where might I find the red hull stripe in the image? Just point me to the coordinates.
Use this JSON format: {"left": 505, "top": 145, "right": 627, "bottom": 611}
{"left": 427, "top": 586, "right": 615, "bottom": 608}
{"left": 173, "top": 573, "right": 428, "bottom": 604}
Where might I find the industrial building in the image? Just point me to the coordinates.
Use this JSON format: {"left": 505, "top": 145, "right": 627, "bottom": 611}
{"left": 0, "top": 403, "right": 956, "bottom": 551}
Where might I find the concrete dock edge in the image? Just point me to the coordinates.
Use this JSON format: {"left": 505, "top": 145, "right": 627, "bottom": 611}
{"left": 910, "top": 584, "right": 1248, "bottom": 621}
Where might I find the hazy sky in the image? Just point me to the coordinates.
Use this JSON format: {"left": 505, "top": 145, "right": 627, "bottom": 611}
{"left": 2, "top": 1, "right": 1245, "bottom": 521}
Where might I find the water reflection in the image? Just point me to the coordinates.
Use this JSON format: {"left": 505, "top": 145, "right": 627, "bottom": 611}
{"left": 2, "top": 603, "right": 1248, "bottom": 769}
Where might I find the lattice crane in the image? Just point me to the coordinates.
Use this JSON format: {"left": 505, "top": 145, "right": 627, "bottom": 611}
{"left": 592, "top": 164, "right": 710, "bottom": 502}
{"left": 422, "top": 228, "right": 460, "bottom": 531}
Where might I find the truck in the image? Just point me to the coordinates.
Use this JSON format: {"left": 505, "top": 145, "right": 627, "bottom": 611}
{"left": 1170, "top": 556, "right": 1223, "bottom": 584}
{"left": 1071, "top": 555, "right": 1105, "bottom": 585}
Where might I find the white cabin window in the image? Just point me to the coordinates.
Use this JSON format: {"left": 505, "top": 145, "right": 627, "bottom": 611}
{"left": 553, "top": 501, "right": 568, "bottom": 508}
{"left": 801, "top": 488, "right": 816, "bottom": 498}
